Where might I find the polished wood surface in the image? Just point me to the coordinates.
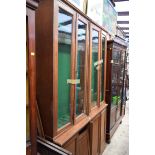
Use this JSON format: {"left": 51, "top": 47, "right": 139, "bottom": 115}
{"left": 105, "top": 39, "right": 127, "bottom": 143}
{"left": 77, "top": 128, "right": 90, "bottom": 155}
{"left": 26, "top": 0, "right": 39, "bottom": 153}
{"left": 63, "top": 135, "right": 77, "bottom": 155}
{"left": 54, "top": 116, "right": 89, "bottom": 146}
{"left": 90, "top": 115, "right": 100, "bottom": 155}
{"left": 99, "top": 109, "right": 106, "bottom": 154}
{"left": 36, "top": 0, "right": 55, "bottom": 139}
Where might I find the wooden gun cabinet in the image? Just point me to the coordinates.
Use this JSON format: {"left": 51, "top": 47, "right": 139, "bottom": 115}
{"left": 35, "top": 0, "right": 108, "bottom": 154}
{"left": 105, "top": 38, "right": 127, "bottom": 143}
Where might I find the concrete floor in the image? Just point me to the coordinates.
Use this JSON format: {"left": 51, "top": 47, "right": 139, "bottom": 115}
{"left": 102, "top": 102, "right": 129, "bottom": 155}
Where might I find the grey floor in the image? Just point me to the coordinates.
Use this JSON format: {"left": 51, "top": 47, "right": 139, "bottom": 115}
{"left": 102, "top": 101, "right": 129, "bottom": 155}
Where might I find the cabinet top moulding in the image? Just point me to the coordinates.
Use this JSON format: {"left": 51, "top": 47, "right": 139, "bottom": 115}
{"left": 58, "top": 0, "right": 109, "bottom": 35}
{"left": 108, "top": 39, "right": 128, "bottom": 48}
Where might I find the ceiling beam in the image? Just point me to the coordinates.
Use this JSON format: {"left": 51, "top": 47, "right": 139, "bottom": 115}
{"left": 117, "top": 21, "right": 129, "bottom": 24}
{"left": 118, "top": 11, "right": 129, "bottom": 16}
{"left": 114, "top": 0, "right": 129, "bottom": 2}
{"left": 120, "top": 27, "right": 129, "bottom": 30}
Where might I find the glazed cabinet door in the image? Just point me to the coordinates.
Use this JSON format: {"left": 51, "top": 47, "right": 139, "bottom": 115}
{"left": 90, "top": 115, "right": 100, "bottom": 155}
{"left": 75, "top": 14, "right": 89, "bottom": 119}
{"left": 55, "top": 1, "right": 76, "bottom": 132}
{"left": 89, "top": 24, "right": 101, "bottom": 110}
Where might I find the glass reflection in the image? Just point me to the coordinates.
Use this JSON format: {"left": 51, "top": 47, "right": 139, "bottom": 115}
{"left": 91, "top": 29, "right": 98, "bottom": 106}
{"left": 58, "top": 8, "right": 72, "bottom": 128}
{"left": 75, "top": 20, "right": 86, "bottom": 116}
{"left": 111, "top": 50, "right": 121, "bottom": 106}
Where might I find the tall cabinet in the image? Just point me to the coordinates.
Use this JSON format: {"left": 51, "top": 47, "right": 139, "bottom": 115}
{"left": 36, "top": 0, "right": 108, "bottom": 155}
{"left": 105, "top": 37, "right": 127, "bottom": 143}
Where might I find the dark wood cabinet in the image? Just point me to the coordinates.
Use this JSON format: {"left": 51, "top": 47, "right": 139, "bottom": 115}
{"left": 105, "top": 37, "right": 127, "bottom": 143}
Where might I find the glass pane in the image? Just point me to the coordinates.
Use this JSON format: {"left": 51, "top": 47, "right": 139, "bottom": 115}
{"left": 26, "top": 18, "right": 30, "bottom": 141}
{"left": 111, "top": 70, "right": 118, "bottom": 106}
{"left": 58, "top": 8, "right": 72, "bottom": 128}
{"left": 119, "top": 51, "right": 125, "bottom": 103}
{"left": 100, "top": 34, "right": 105, "bottom": 102}
{"left": 91, "top": 29, "right": 98, "bottom": 106}
{"left": 75, "top": 20, "right": 86, "bottom": 116}
{"left": 111, "top": 50, "right": 121, "bottom": 106}
{"left": 113, "top": 50, "right": 120, "bottom": 64}
{"left": 120, "top": 51, "right": 125, "bottom": 84}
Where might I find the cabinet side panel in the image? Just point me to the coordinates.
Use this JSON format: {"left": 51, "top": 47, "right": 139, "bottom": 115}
{"left": 36, "top": 0, "right": 54, "bottom": 139}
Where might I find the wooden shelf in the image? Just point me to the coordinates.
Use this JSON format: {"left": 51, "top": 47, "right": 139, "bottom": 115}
{"left": 53, "top": 116, "right": 89, "bottom": 146}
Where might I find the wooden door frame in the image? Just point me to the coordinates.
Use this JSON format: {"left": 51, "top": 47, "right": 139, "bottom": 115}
{"left": 74, "top": 13, "right": 89, "bottom": 123}
{"left": 26, "top": 6, "right": 37, "bottom": 155}
{"left": 53, "top": 0, "right": 76, "bottom": 136}
{"left": 88, "top": 23, "right": 101, "bottom": 113}
{"left": 100, "top": 32, "right": 107, "bottom": 105}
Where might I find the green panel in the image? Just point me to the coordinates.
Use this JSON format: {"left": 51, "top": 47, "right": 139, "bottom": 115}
{"left": 91, "top": 29, "right": 98, "bottom": 106}
{"left": 58, "top": 8, "right": 72, "bottom": 128}
{"left": 100, "top": 34, "right": 105, "bottom": 102}
{"left": 75, "top": 20, "right": 86, "bottom": 116}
